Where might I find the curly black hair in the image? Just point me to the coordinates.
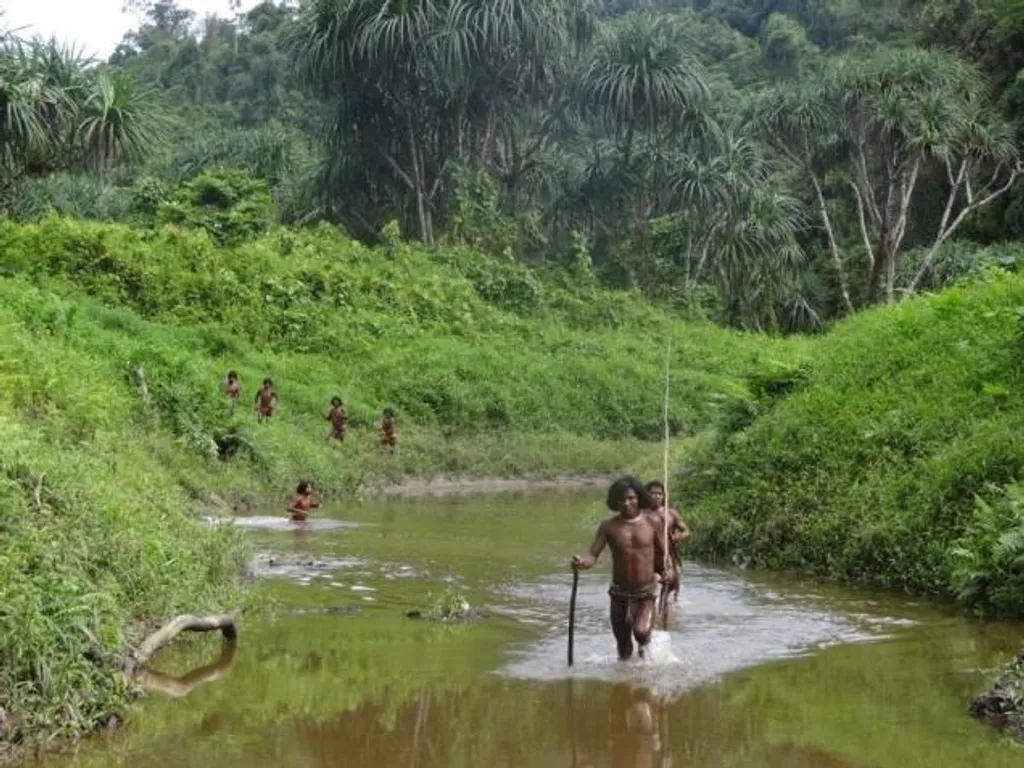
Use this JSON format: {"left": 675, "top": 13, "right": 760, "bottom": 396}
{"left": 606, "top": 476, "right": 651, "bottom": 512}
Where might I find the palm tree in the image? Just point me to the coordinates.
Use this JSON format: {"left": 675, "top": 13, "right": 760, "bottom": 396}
{"left": 562, "top": 12, "right": 711, "bottom": 282}
{"left": 750, "top": 46, "right": 1020, "bottom": 306}
{"left": 292, "top": 0, "right": 592, "bottom": 245}
{"left": 573, "top": 12, "right": 710, "bottom": 156}
{"left": 659, "top": 124, "right": 811, "bottom": 331}
{"left": 745, "top": 79, "right": 854, "bottom": 314}
{"left": 76, "top": 69, "right": 163, "bottom": 176}
{"left": 2, "top": 25, "right": 162, "bottom": 199}
{"left": 0, "top": 35, "right": 74, "bottom": 188}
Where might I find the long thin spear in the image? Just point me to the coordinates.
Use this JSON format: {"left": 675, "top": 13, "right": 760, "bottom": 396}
{"left": 659, "top": 337, "right": 672, "bottom": 628}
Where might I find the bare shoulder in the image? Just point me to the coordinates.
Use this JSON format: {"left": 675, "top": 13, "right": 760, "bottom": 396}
{"left": 643, "top": 509, "right": 667, "bottom": 527}
{"left": 601, "top": 516, "right": 627, "bottom": 540}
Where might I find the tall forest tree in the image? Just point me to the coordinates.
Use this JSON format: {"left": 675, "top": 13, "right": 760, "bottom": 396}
{"left": 292, "top": 0, "right": 593, "bottom": 244}
{"left": 751, "top": 46, "right": 1020, "bottom": 306}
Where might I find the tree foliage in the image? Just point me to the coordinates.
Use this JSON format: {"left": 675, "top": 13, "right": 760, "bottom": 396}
{"left": 0, "top": 22, "right": 162, "bottom": 200}
{"left": 1, "top": 0, "right": 1023, "bottom": 331}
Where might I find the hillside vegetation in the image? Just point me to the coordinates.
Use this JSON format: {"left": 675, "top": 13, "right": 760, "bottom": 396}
{"left": 5, "top": 0, "right": 1024, "bottom": 753}
{"left": 679, "top": 261, "right": 1024, "bottom": 615}
{"left": 0, "top": 215, "right": 799, "bottom": 750}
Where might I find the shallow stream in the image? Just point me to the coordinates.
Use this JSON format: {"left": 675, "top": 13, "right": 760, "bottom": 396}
{"left": 46, "top": 492, "right": 1024, "bottom": 767}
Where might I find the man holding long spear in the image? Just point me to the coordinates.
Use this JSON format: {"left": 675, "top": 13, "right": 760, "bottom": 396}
{"left": 571, "top": 477, "right": 667, "bottom": 661}
{"left": 645, "top": 480, "right": 691, "bottom": 606}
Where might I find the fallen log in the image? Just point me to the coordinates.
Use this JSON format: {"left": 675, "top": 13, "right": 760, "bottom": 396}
{"left": 137, "top": 641, "right": 237, "bottom": 698}
{"left": 124, "top": 614, "right": 237, "bottom": 678}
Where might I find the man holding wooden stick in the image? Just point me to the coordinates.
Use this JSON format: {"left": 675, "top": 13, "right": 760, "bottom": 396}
{"left": 571, "top": 477, "right": 666, "bottom": 660}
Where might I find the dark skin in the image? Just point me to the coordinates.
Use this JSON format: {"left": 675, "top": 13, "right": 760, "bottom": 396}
{"left": 609, "top": 684, "right": 663, "bottom": 768}
{"left": 646, "top": 486, "right": 692, "bottom": 545}
{"left": 380, "top": 413, "right": 396, "bottom": 449}
{"left": 572, "top": 489, "right": 665, "bottom": 660}
{"left": 326, "top": 401, "right": 347, "bottom": 441}
{"left": 645, "top": 485, "right": 692, "bottom": 595}
{"left": 254, "top": 383, "right": 277, "bottom": 421}
{"left": 287, "top": 488, "right": 320, "bottom": 522}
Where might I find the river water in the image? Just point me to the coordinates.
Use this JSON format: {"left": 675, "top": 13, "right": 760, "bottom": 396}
{"left": 45, "top": 492, "right": 1024, "bottom": 767}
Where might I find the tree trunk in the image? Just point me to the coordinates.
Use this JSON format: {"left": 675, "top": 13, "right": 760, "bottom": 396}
{"left": 810, "top": 173, "right": 854, "bottom": 314}
{"left": 908, "top": 160, "right": 1022, "bottom": 294}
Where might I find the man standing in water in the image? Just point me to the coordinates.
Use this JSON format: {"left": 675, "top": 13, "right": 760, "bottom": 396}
{"left": 645, "top": 480, "right": 691, "bottom": 602}
{"left": 571, "top": 477, "right": 666, "bottom": 660}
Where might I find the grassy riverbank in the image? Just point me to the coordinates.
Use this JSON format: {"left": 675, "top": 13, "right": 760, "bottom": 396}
{"left": 0, "top": 216, "right": 799, "bottom": 754}
{"left": 678, "top": 263, "right": 1024, "bottom": 618}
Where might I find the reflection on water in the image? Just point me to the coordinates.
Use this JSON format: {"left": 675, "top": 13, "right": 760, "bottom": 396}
{"left": 44, "top": 493, "right": 1024, "bottom": 768}
{"left": 137, "top": 642, "right": 237, "bottom": 699}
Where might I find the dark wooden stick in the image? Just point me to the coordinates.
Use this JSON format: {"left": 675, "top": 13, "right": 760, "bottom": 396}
{"left": 568, "top": 566, "right": 579, "bottom": 667}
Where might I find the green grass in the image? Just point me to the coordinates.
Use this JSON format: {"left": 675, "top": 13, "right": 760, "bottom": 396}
{"left": 0, "top": 215, "right": 800, "bottom": 752}
{"left": 679, "top": 263, "right": 1024, "bottom": 615}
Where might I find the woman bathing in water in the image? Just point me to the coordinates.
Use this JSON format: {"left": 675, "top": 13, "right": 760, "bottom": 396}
{"left": 571, "top": 477, "right": 667, "bottom": 660}
{"left": 287, "top": 480, "right": 320, "bottom": 522}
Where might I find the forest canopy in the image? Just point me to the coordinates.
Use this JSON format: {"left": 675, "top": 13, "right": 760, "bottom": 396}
{"left": 2, "top": 0, "right": 1023, "bottom": 332}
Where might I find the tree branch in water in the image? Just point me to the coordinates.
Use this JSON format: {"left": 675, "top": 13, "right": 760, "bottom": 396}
{"left": 124, "top": 614, "right": 237, "bottom": 677}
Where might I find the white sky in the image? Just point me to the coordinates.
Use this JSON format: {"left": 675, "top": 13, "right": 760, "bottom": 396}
{"left": 3, "top": 0, "right": 262, "bottom": 59}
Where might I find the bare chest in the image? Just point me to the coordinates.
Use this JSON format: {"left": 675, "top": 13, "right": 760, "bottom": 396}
{"left": 607, "top": 520, "right": 656, "bottom": 552}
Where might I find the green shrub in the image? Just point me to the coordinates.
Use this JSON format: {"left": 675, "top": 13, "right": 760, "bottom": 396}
{"left": 0, "top": 216, "right": 801, "bottom": 438}
{"left": 0, "top": 308, "right": 246, "bottom": 746}
{"left": 155, "top": 169, "right": 274, "bottom": 246}
{"left": 4, "top": 174, "right": 130, "bottom": 223}
{"left": 680, "top": 270, "right": 1024, "bottom": 612}
{"left": 950, "top": 484, "right": 1024, "bottom": 616}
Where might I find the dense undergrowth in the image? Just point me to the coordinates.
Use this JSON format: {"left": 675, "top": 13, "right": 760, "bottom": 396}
{"left": 679, "top": 262, "right": 1024, "bottom": 616}
{"left": 0, "top": 215, "right": 799, "bottom": 753}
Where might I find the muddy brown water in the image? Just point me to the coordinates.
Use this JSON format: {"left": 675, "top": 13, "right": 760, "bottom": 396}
{"left": 43, "top": 492, "right": 1024, "bottom": 767}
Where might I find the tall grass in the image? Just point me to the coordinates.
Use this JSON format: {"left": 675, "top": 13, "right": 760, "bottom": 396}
{"left": 0, "top": 321, "right": 247, "bottom": 745}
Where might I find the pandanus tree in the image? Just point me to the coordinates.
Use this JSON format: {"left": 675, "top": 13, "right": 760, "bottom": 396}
{"left": 650, "top": 124, "right": 810, "bottom": 330}
{"left": 292, "top": 0, "right": 592, "bottom": 245}
{"left": 77, "top": 69, "right": 162, "bottom": 176}
{"left": 0, "top": 34, "right": 74, "bottom": 188}
{"left": 750, "top": 46, "right": 1021, "bottom": 305}
{"left": 567, "top": 12, "right": 712, "bottom": 276}
{"left": 1, "top": 21, "right": 162, "bottom": 200}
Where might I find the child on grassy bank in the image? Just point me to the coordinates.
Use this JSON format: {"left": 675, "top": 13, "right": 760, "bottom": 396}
{"left": 380, "top": 408, "right": 397, "bottom": 451}
{"left": 326, "top": 397, "right": 348, "bottom": 443}
{"left": 254, "top": 378, "right": 277, "bottom": 422}
{"left": 223, "top": 370, "right": 241, "bottom": 402}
